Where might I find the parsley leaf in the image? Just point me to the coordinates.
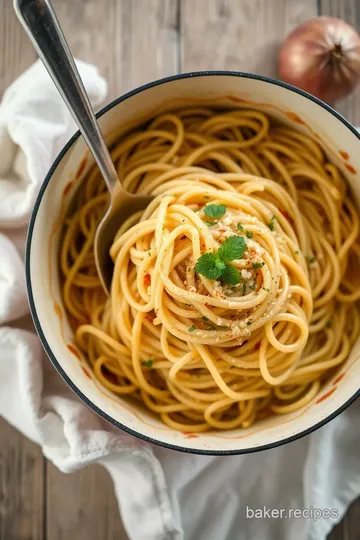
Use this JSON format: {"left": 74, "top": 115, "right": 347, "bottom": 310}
{"left": 204, "top": 204, "right": 226, "bottom": 219}
{"left": 221, "top": 264, "right": 241, "bottom": 284}
{"left": 188, "top": 325, "right": 197, "bottom": 332}
{"left": 195, "top": 253, "right": 226, "bottom": 279}
{"left": 252, "top": 262, "right": 265, "bottom": 268}
{"left": 268, "top": 215, "right": 276, "bottom": 231}
{"left": 218, "top": 235, "right": 247, "bottom": 262}
{"left": 237, "top": 223, "right": 244, "bottom": 231}
{"left": 205, "top": 221, "right": 216, "bottom": 227}
{"left": 195, "top": 236, "right": 247, "bottom": 283}
{"left": 142, "top": 360, "right": 153, "bottom": 368}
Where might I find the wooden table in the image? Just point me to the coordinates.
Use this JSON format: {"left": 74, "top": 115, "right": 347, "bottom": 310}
{"left": 0, "top": 1, "right": 359, "bottom": 539}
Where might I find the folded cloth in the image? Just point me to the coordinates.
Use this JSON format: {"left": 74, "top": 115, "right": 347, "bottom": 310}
{"left": 1, "top": 60, "right": 360, "bottom": 540}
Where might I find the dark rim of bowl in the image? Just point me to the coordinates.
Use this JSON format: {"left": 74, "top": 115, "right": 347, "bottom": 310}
{"left": 26, "top": 71, "right": 360, "bottom": 455}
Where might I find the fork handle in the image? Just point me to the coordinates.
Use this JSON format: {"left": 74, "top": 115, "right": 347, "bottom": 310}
{"left": 14, "top": 0, "right": 119, "bottom": 193}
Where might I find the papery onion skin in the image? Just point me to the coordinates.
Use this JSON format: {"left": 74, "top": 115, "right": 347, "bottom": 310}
{"left": 278, "top": 17, "right": 360, "bottom": 103}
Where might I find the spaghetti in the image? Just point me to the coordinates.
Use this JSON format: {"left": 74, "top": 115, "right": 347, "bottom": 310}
{"left": 60, "top": 107, "right": 360, "bottom": 432}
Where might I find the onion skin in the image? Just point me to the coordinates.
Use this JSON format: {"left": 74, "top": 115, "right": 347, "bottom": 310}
{"left": 278, "top": 17, "right": 360, "bottom": 103}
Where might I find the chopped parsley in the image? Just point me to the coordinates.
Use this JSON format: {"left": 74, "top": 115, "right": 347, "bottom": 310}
{"left": 295, "top": 250, "right": 300, "bottom": 255}
{"left": 246, "top": 321, "right": 252, "bottom": 326}
{"left": 237, "top": 223, "right": 244, "bottom": 231}
{"left": 204, "top": 195, "right": 210, "bottom": 199}
{"left": 242, "top": 283, "right": 246, "bottom": 294}
{"left": 268, "top": 215, "right": 276, "bottom": 231}
{"left": 252, "top": 262, "right": 265, "bottom": 268}
{"left": 188, "top": 325, "right": 197, "bottom": 332}
{"left": 195, "top": 236, "right": 247, "bottom": 285}
{"left": 263, "top": 287, "right": 270, "bottom": 292}
{"left": 326, "top": 319, "right": 332, "bottom": 328}
{"left": 246, "top": 231, "right": 253, "bottom": 239}
{"left": 204, "top": 203, "right": 226, "bottom": 219}
{"left": 205, "top": 221, "right": 216, "bottom": 227}
{"left": 306, "top": 256, "right": 316, "bottom": 264}
{"left": 142, "top": 360, "right": 153, "bottom": 368}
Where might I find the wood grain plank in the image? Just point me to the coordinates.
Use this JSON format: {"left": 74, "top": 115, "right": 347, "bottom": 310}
{"left": 319, "top": 0, "right": 360, "bottom": 125}
{"left": 0, "top": 0, "right": 180, "bottom": 103}
{"left": 46, "top": 462, "right": 128, "bottom": 540}
{"left": 328, "top": 498, "right": 360, "bottom": 540}
{"left": 0, "top": 418, "right": 44, "bottom": 540}
{"left": 0, "top": 0, "right": 37, "bottom": 92}
{"left": 115, "top": 0, "right": 180, "bottom": 95}
{"left": 346, "top": 498, "right": 360, "bottom": 540}
{"left": 52, "top": 0, "right": 180, "bottom": 103}
{"left": 328, "top": 521, "right": 346, "bottom": 540}
{"left": 181, "top": 0, "right": 318, "bottom": 76}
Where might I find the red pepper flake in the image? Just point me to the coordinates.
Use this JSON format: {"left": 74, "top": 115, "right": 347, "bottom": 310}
{"left": 182, "top": 431, "right": 199, "bottom": 439}
{"left": 280, "top": 209, "right": 291, "bottom": 222}
{"left": 316, "top": 387, "right": 336, "bottom": 404}
{"left": 76, "top": 156, "right": 87, "bottom": 179}
{"left": 81, "top": 366, "right": 91, "bottom": 379}
{"left": 285, "top": 112, "right": 306, "bottom": 125}
{"left": 54, "top": 301, "right": 63, "bottom": 320}
{"left": 332, "top": 373, "right": 345, "bottom": 386}
{"left": 144, "top": 274, "right": 151, "bottom": 286}
{"left": 63, "top": 181, "right": 73, "bottom": 196}
{"left": 345, "top": 163, "right": 356, "bottom": 174}
{"left": 67, "top": 344, "right": 80, "bottom": 359}
{"left": 254, "top": 341, "right": 261, "bottom": 350}
{"left": 339, "top": 150, "right": 349, "bottom": 161}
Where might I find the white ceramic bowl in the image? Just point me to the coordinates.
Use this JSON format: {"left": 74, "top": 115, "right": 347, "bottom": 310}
{"left": 26, "top": 72, "right": 360, "bottom": 454}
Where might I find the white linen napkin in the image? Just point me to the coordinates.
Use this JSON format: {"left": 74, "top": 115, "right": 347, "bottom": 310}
{"left": 1, "top": 60, "right": 360, "bottom": 540}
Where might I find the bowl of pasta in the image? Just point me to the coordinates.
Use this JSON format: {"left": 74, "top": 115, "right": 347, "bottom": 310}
{"left": 26, "top": 72, "right": 360, "bottom": 454}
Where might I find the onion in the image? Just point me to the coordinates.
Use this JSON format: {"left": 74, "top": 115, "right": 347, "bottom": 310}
{"left": 278, "top": 17, "right": 360, "bottom": 103}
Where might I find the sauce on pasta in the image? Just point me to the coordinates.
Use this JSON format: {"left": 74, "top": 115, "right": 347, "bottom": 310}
{"left": 60, "top": 107, "right": 360, "bottom": 432}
